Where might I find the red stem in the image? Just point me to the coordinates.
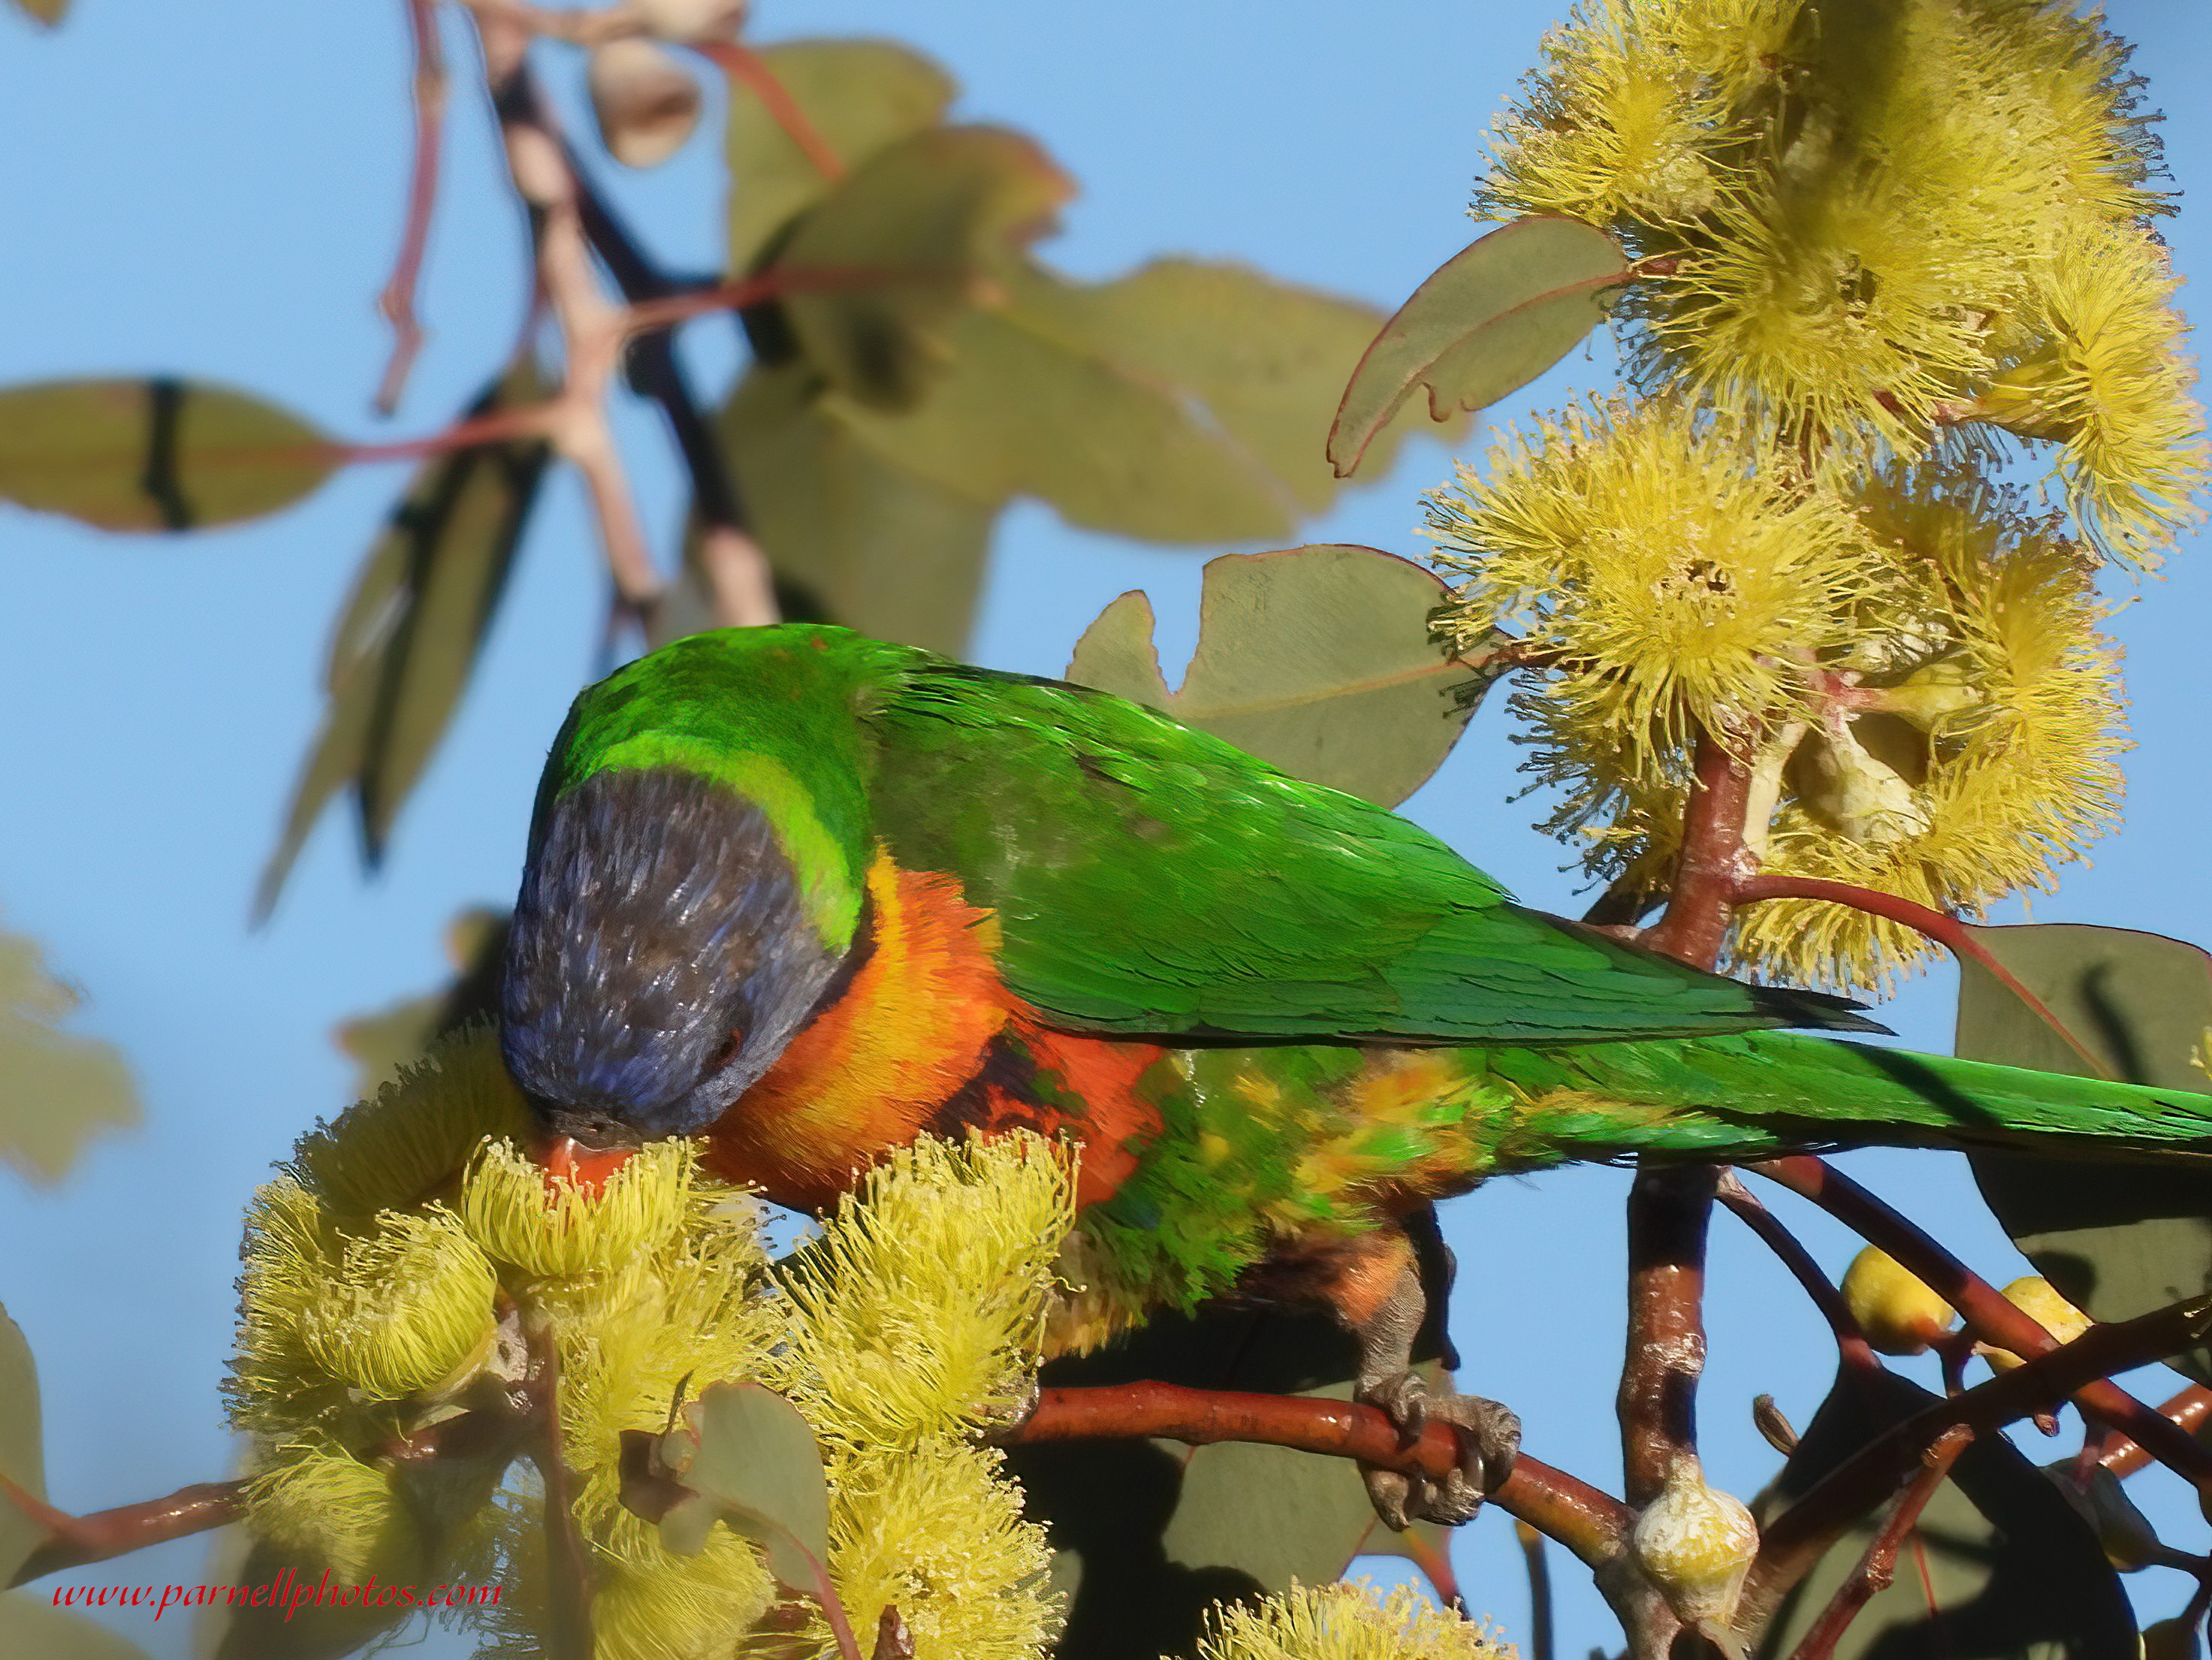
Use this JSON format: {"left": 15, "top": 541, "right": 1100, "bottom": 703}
{"left": 373, "top": 0, "right": 448, "bottom": 415}
{"left": 1640, "top": 729, "right": 1755, "bottom": 970}
{"left": 1618, "top": 1165, "right": 1718, "bottom": 1505}
{"left": 693, "top": 41, "right": 848, "bottom": 182}
{"left": 2, "top": 1474, "right": 243, "bottom": 1587}
{"left": 1785, "top": 1427, "right": 1973, "bottom": 1660}
{"left": 1728, "top": 874, "right": 2115, "bottom": 1080}
{"left": 1716, "top": 1174, "right": 1882, "bottom": 1379}
{"left": 2100, "top": 1384, "right": 2212, "bottom": 1479}
{"left": 1012, "top": 1383, "right": 1632, "bottom": 1571}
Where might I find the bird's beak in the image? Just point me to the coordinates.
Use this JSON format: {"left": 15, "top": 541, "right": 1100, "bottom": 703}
{"left": 536, "top": 1133, "right": 637, "bottom": 1198}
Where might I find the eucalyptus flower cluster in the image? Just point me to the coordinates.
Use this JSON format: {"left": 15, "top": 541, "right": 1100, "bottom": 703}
{"left": 226, "top": 1029, "right": 1073, "bottom": 1660}
{"left": 1429, "top": 0, "right": 2201, "bottom": 990}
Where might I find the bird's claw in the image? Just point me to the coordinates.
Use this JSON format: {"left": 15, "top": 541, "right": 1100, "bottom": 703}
{"left": 1354, "top": 1372, "right": 1519, "bottom": 1529}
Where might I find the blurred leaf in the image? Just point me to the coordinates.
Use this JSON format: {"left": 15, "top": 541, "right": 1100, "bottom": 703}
{"left": 665, "top": 1382, "right": 830, "bottom": 1588}
{"left": 0, "top": 1305, "right": 44, "bottom": 1587}
{"left": 0, "top": 379, "right": 336, "bottom": 532}
{"left": 826, "top": 258, "right": 1415, "bottom": 545}
{"left": 1753, "top": 1366, "right": 2132, "bottom": 1659}
{"left": 0, "top": 1596, "right": 155, "bottom": 1660}
{"left": 0, "top": 922, "right": 139, "bottom": 1182}
{"left": 1327, "top": 217, "right": 1628, "bottom": 477}
{"left": 254, "top": 367, "right": 551, "bottom": 919}
{"left": 1959, "top": 922, "right": 2212, "bottom": 1385}
{"left": 332, "top": 907, "right": 509, "bottom": 1096}
{"left": 1007, "top": 1303, "right": 1454, "bottom": 1660}
{"left": 725, "top": 38, "right": 956, "bottom": 273}
{"left": 11, "top": 0, "right": 69, "bottom": 26}
{"left": 705, "top": 361, "right": 996, "bottom": 656}
{"left": 777, "top": 125, "right": 1073, "bottom": 410}
{"left": 1067, "top": 545, "right": 1504, "bottom": 807}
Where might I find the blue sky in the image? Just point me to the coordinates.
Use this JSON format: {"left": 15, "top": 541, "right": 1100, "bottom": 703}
{"left": 1, "top": 1, "right": 2208, "bottom": 1653}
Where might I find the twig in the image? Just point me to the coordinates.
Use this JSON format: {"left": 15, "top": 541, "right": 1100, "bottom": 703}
{"left": 1394, "top": 1526, "right": 1467, "bottom": 1616}
{"left": 2101, "top": 1384, "right": 2212, "bottom": 1478}
{"left": 1619, "top": 1165, "right": 1719, "bottom": 1506}
{"left": 692, "top": 41, "right": 847, "bottom": 183}
{"left": 524, "top": 1320, "right": 595, "bottom": 1660}
{"left": 1748, "top": 1155, "right": 2212, "bottom": 1493}
{"left": 1518, "top": 1520, "right": 1556, "bottom": 1660}
{"left": 1716, "top": 1173, "right": 1882, "bottom": 1380}
{"left": 1, "top": 1474, "right": 243, "bottom": 1587}
{"left": 1729, "top": 874, "right": 2116, "bottom": 1080}
{"left": 1010, "top": 1382, "right": 1634, "bottom": 1572}
{"left": 1785, "top": 1426, "right": 1973, "bottom": 1660}
{"left": 1640, "top": 727, "right": 1755, "bottom": 970}
{"left": 454, "top": 0, "right": 638, "bottom": 47}
{"left": 374, "top": 0, "right": 449, "bottom": 414}
{"left": 1740, "top": 1293, "right": 2212, "bottom": 1635}
{"left": 478, "top": 17, "right": 661, "bottom": 614}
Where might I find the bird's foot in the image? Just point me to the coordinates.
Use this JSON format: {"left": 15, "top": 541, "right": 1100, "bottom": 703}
{"left": 1355, "top": 1370, "right": 1519, "bottom": 1529}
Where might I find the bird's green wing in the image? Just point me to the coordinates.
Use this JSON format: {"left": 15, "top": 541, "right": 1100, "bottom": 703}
{"left": 862, "top": 659, "right": 1870, "bottom": 1043}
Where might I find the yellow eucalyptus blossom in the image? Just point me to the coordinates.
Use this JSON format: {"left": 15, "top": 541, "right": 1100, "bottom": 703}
{"left": 822, "top": 1440, "right": 1060, "bottom": 1660}
{"left": 460, "top": 1135, "right": 693, "bottom": 1278}
{"left": 772, "top": 1133, "right": 1076, "bottom": 1450}
{"left": 297, "top": 1206, "right": 500, "bottom": 1402}
{"left": 1427, "top": 398, "right": 1885, "bottom": 754}
{"left": 244, "top": 1436, "right": 414, "bottom": 1581}
{"left": 1197, "top": 1582, "right": 1512, "bottom": 1660}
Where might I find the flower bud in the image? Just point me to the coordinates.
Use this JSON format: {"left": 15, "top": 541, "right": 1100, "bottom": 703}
{"left": 587, "top": 39, "right": 702, "bottom": 170}
{"left": 2078, "top": 1465, "right": 2160, "bottom": 1571}
{"left": 1788, "top": 721, "right": 1931, "bottom": 846}
{"left": 632, "top": 0, "right": 746, "bottom": 42}
{"left": 1841, "top": 1246, "right": 1955, "bottom": 1355}
{"left": 1981, "top": 1275, "right": 2093, "bottom": 1372}
{"left": 2145, "top": 1617, "right": 2201, "bottom": 1660}
{"left": 1631, "top": 1458, "right": 1760, "bottom": 1630}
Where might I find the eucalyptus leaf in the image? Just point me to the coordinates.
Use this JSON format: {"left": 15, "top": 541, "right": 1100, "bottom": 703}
{"left": 712, "top": 359, "right": 997, "bottom": 656}
{"left": 666, "top": 1382, "right": 831, "bottom": 1589}
{"left": 0, "top": 379, "right": 336, "bottom": 532}
{"left": 0, "top": 1305, "right": 45, "bottom": 1589}
{"left": 253, "top": 367, "right": 551, "bottom": 918}
{"left": 330, "top": 907, "right": 508, "bottom": 1096}
{"left": 1958, "top": 922, "right": 2212, "bottom": 1384}
{"left": 1327, "top": 217, "right": 1629, "bottom": 477}
{"left": 0, "top": 923, "right": 139, "bottom": 1183}
{"left": 725, "top": 39, "right": 956, "bottom": 273}
{"left": 1753, "top": 1366, "right": 2132, "bottom": 1659}
{"left": 1066, "top": 545, "right": 1503, "bottom": 807}
{"left": 11, "top": 0, "right": 68, "bottom": 26}
{"left": 0, "top": 1595, "right": 155, "bottom": 1660}
{"left": 776, "top": 125, "right": 1073, "bottom": 409}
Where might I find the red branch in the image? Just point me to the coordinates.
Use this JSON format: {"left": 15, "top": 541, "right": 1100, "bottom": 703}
{"left": 2102, "top": 1384, "right": 2212, "bottom": 1478}
{"left": 1729, "top": 874, "right": 2115, "bottom": 1079}
{"left": 1618, "top": 1165, "right": 1719, "bottom": 1505}
{"left": 693, "top": 41, "right": 847, "bottom": 182}
{"left": 374, "top": 0, "right": 448, "bottom": 415}
{"left": 2, "top": 1473, "right": 243, "bottom": 1587}
{"left": 1012, "top": 1383, "right": 1632, "bottom": 1571}
{"left": 1716, "top": 1174, "right": 1882, "bottom": 1380}
{"left": 1785, "top": 1427, "right": 1973, "bottom": 1660}
{"left": 1640, "top": 729, "right": 1755, "bottom": 970}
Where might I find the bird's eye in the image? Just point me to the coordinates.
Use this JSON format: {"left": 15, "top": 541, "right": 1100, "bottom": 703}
{"left": 706, "top": 1028, "right": 746, "bottom": 1073}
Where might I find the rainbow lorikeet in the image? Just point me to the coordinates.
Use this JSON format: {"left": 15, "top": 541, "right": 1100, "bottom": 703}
{"left": 498, "top": 625, "right": 2212, "bottom": 1526}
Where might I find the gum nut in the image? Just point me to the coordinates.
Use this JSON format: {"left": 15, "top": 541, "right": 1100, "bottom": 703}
{"left": 2144, "top": 1618, "right": 2200, "bottom": 1660}
{"left": 1841, "top": 1245, "right": 1955, "bottom": 1355}
{"left": 633, "top": 0, "right": 747, "bottom": 41}
{"left": 587, "top": 39, "right": 703, "bottom": 170}
{"left": 1630, "top": 1463, "right": 1759, "bottom": 1628}
{"left": 1983, "top": 1275, "right": 2092, "bottom": 1372}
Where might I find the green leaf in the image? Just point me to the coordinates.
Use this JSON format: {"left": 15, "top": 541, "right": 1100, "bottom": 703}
{"left": 0, "top": 379, "right": 336, "bottom": 532}
{"left": 0, "top": 1305, "right": 45, "bottom": 1588}
{"left": 776, "top": 125, "right": 1073, "bottom": 410}
{"left": 705, "top": 360, "right": 997, "bottom": 657}
{"left": 1006, "top": 1303, "right": 1455, "bottom": 1660}
{"left": 0, "top": 922, "right": 139, "bottom": 1183}
{"left": 0, "top": 1597, "right": 155, "bottom": 1660}
{"left": 725, "top": 39, "right": 957, "bottom": 274}
{"left": 1326, "top": 217, "right": 1628, "bottom": 478}
{"left": 253, "top": 367, "right": 551, "bottom": 919}
{"left": 1066, "top": 545, "right": 1504, "bottom": 807}
{"left": 1958, "top": 922, "right": 2212, "bottom": 1384}
{"left": 331, "top": 907, "right": 509, "bottom": 1097}
{"left": 664, "top": 1382, "right": 831, "bottom": 1589}
{"left": 11, "top": 0, "right": 70, "bottom": 26}
{"left": 825, "top": 258, "right": 1422, "bottom": 545}
{"left": 1753, "top": 1366, "right": 2133, "bottom": 1660}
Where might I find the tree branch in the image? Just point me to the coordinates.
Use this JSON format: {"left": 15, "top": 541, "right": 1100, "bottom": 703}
{"left": 2, "top": 1474, "right": 243, "bottom": 1587}
{"left": 374, "top": 0, "right": 449, "bottom": 415}
{"left": 523, "top": 1319, "right": 594, "bottom": 1660}
{"left": 1716, "top": 1173, "right": 1882, "bottom": 1380}
{"left": 1010, "top": 1382, "right": 1633, "bottom": 1571}
{"left": 1783, "top": 1426, "right": 1972, "bottom": 1660}
{"left": 2101, "top": 1384, "right": 2212, "bottom": 1478}
{"left": 1619, "top": 1165, "right": 1719, "bottom": 1507}
{"left": 1640, "top": 727, "right": 1755, "bottom": 970}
